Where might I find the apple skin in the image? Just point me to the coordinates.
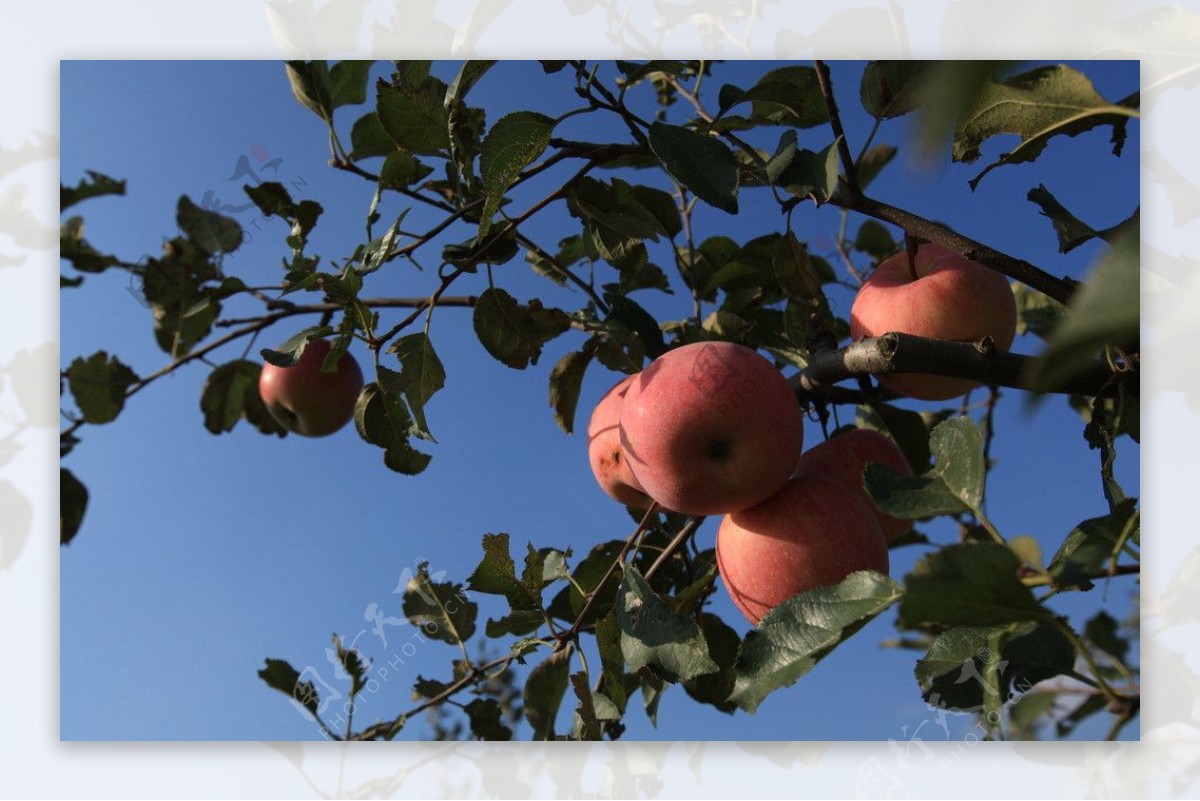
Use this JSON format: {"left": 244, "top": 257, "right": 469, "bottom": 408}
{"left": 619, "top": 341, "right": 804, "bottom": 516}
{"left": 587, "top": 375, "right": 653, "bottom": 508}
{"left": 794, "top": 428, "right": 915, "bottom": 542}
{"left": 716, "top": 475, "right": 889, "bottom": 625}
{"left": 849, "top": 242, "right": 1018, "bottom": 400}
{"left": 258, "top": 338, "right": 364, "bottom": 437}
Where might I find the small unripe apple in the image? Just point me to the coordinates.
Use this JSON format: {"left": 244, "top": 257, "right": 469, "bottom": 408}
{"left": 794, "top": 428, "right": 914, "bottom": 542}
{"left": 716, "top": 475, "right": 889, "bottom": 625}
{"left": 619, "top": 341, "right": 804, "bottom": 516}
{"left": 258, "top": 338, "right": 364, "bottom": 437}
{"left": 587, "top": 375, "right": 652, "bottom": 508}
{"left": 849, "top": 242, "right": 1018, "bottom": 400}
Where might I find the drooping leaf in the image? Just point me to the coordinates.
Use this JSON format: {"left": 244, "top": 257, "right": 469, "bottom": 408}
{"left": 332, "top": 633, "right": 368, "bottom": 699}
{"left": 472, "top": 288, "right": 572, "bottom": 370}
{"left": 400, "top": 571, "right": 477, "bottom": 645}
{"left": 60, "top": 467, "right": 88, "bottom": 546}
{"left": 863, "top": 466, "right": 968, "bottom": 520}
{"left": 860, "top": 61, "right": 937, "bottom": 119}
{"left": 548, "top": 343, "right": 594, "bottom": 434}
{"left": 465, "top": 697, "right": 512, "bottom": 741}
{"left": 285, "top": 61, "right": 334, "bottom": 121}
{"left": 928, "top": 415, "right": 986, "bottom": 511}
{"left": 899, "top": 544, "right": 1047, "bottom": 628}
{"left": 524, "top": 646, "right": 572, "bottom": 740}
{"left": 66, "top": 351, "right": 138, "bottom": 425}
{"left": 467, "top": 532, "right": 543, "bottom": 611}
{"left": 1047, "top": 498, "right": 1139, "bottom": 588}
{"left": 354, "top": 381, "right": 432, "bottom": 475}
{"left": 478, "top": 111, "right": 555, "bottom": 238}
{"left": 616, "top": 565, "right": 719, "bottom": 684}
{"left": 389, "top": 332, "right": 445, "bottom": 440}
{"left": 682, "top": 612, "right": 741, "bottom": 714}
{"left": 730, "top": 570, "right": 902, "bottom": 713}
{"left": 648, "top": 122, "right": 739, "bottom": 214}
{"left": 59, "top": 216, "right": 119, "bottom": 275}
{"left": 570, "top": 671, "right": 603, "bottom": 741}
{"left": 60, "top": 170, "right": 126, "bottom": 211}
{"left": 605, "top": 294, "right": 667, "bottom": 360}
{"left": 177, "top": 196, "right": 243, "bottom": 255}
{"left": 199, "top": 360, "right": 287, "bottom": 436}
{"left": 1027, "top": 184, "right": 1139, "bottom": 254}
{"left": 953, "top": 64, "right": 1137, "bottom": 189}
{"left": 258, "top": 658, "right": 319, "bottom": 716}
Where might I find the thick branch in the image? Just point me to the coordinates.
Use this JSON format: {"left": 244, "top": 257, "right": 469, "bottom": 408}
{"left": 794, "top": 332, "right": 1121, "bottom": 398}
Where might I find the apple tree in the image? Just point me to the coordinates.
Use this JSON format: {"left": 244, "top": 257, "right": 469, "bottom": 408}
{"left": 60, "top": 60, "right": 1140, "bottom": 741}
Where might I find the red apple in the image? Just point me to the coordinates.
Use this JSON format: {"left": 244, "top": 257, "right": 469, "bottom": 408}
{"left": 794, "top": 428, "right": 915, "bottom": 542}
{"left": 716, "top": 475, "right": 889, "bottom": 625}
{"left": 619, "top": 341, "right": 804, "bottom": 516}
{"left": 587, "top": 375, "right": 652, "bottom": 508}
{"left": 849, "top": 242, "right": 1018, "bottom": 400}
{"left": 259, "top": 338, "right": 364, "bottom": 437}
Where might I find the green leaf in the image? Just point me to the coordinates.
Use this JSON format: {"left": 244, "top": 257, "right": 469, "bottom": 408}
{"left": 61, "top": 170, "right": 126, "bottom": 211}
{"left": 524, "top": 647, "right": 572, "bottom": 740}
{"left": 60, "top": 467, "right": 89, "bottom": 546}
{"left": 176, "top": 196, "right": 242, "bottom": 255}
{"left": 1047, "top": 498, "right": 1139, "bottom": 587}
{"left": 400, "top": 571, "right": 477, "bottom": 645}
{"left": 853, "top": 220, "right": 897, "bottom": 261}
{"left": 916, "top": 621, "right": 1074, "bottom": 711}
{"left": 66, "top": 351, "right": 138, "bottom": 425}
{"left": 485, "top": 608, "right": 545, "bottom": 638}
{"left": 376, "top": 76, "right": 451, "bottom": 155}
{"left": 953, "top": 64, "right": 1136, "bottom": 189}
{"left": 864, "top": 466, "right": 968, "bottom": 520}
{"left": 860, "top": 61, "right": 936, "bottom": 119}
{"left": 379, "top": 151, "right": 433, "bottom": 192}
{"left": 772, "top": 138, "right": 841, "bottom": 204}
{"left": 682, "top": 613, "right": 740, "bottom": 714}
{"left": 478, "top": 111, "right": 555, "bottom": 239}
{"left": 548, "top": 344, "right": 594, "bottom": 435}
{"left": 465, "top": 697, "right": 512, "bottom": 741}
{"left": 605, "top": 294, "right": 667, "bottom": 360}
{"left": 730, "top": 571, "right": 902, "bottom": 713}
{"left": 1084, "top": 610, "right": 1129, "bottom": 664}
{"left": 856, "top": 402, "right": 937, "bottom": 473}
{"left": 570, "top": 672, "right": 603, "bottom": 741}
{"left": 855, "top": 143, "right": 897, "bottom": 190}
{"left": 547, "top": 539, "right": 626, "bottom": 626}
{"left": 1025, "top": 229, "right": 1138, "bottom": 393}
{"left": 472, "top": 287, "right": 571, "bottom": 370}
{"left": 647, "top": 122, "right": 739, "bottom": 214}
{"left": 258, "top": 658, "right": 319, "bottom": 716}
{"left": 349, "top": 111, "right": 393, "bottom": 160}
{"left": 389, "top": 332, "right": 445, "bottom": 440}
{"left": 354, "top": 381, "right": 432, "bottom": 475}
{"left": 285, "top": 61, "right": 333, "bottom": 121}
{"left": 616, "top": 565, "right": 718, "bottom": 684}
{"left": 928, "top": 416, "right": 986, "bottom": 511}
{"left": 260, "top": 326, "right": 332, "bottom": 367}
{"left": 719, "top": 65, "right": 828, "bottom": 128}
{"left": 200, "top": 360, "right": 287, "bottom": 436}
{"left": 1013, "top": 282, "right": 1067, "bottom": 340}
{"left": 60, "top": 216, "right": 120, "bottom": 275}
{"left": 467, "top": 533, "right": 543, "bottom": 611}
{"left": 328, "top": 60, "right": 373, "bottom": 110}
{"left": 333, "top": 633, "right": 368, "bottom": 698}
{"left": 899, "top": 544, "right": 1047, "bottom": 628}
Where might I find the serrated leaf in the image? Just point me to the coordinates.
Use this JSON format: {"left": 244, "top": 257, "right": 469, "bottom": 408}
{"left": 200, "top": 360, "right": 287, "bottom": 436}
{"left": 328, "top": 60, "right": 373, "bottom": 110}
{"left": 730, "top": 571, "right": 902, "bottom": 713}
{"left": 953, "top": 65, "right": 1136, "bottom": 189}
{"left": 929, "top": 416, "right": 985, "bottom": 511}
{"left": 478, "top": 111, "right": 555, "bottom": 238}
{"left": 400, "top": 571, "right": 477, "bottom": 645}
{"left": 548, "top": 345, "right": 593, "bottom": 434}
{"left": 258, "top": 658, "right": 319, "bottom": 716}
{"left": 177, "top": 196, "right": 242, "bottom": 255}
{"left": 648, "top": 122, "right": 738, "bottom": 214}
{"left": 389, "top": 332, "right": 445, "bottom": 439}
{"left": 66, "top": 351, "right": 138, "bottom": 425}
{"left": 485, "top": 608, "right": 545, "bottom": 638}
{"left": 916, "top": 621, "right": 1074, "bottom": 712}
{"left": 772, "top": 138, "right": 841, "bottom": 204}
{"left": 285, "top": 61, "right": 333, "bottom": 121}
{"left": 570, "top": 672, "right": 603, "bottom": 741}
{"left": 379, "top": 151, "right": 433, "bottom": 192}
{"left": 376, "top": 76, "right": 451, "bottom": 155}
{"left": 1025, "top": 229, "right": 1138, "bottom": 394}
{"left": 524, "top": 647, "right": 572, "bottom": 740}
{"left": 719, "top": 65, "right": 828, "bottom": 128}
{"left": 60, "top": 467, "right": 88, "bottom": 546}
{"left": 864, "top": 466, "right": 968, "bottom": 520}
{"left": 349, "top": 111, "right": 392, "bottom": 160}
{"left": 472, "top": 287, "right": 571, "bottom": 370}
{"left": 61, "top": 170, "right": 126, "bottom": 211}
{"left": 547, "top": 539, "right": 626, "bottom": 625}
{"left": 616, "top": 566, "right": 718, "bottom": 684}
{"left": 860, "top": 61, "right": 936, "bottom": 119}
{"left": 899, "top": 544, "right": 1047, "bottom": 628}
{"left": 467, "top": 533, "right": 543, "bottom": 611}
{"left": 682, "top": 613, "right": 740, "bottom": 714}
{"left": 354, "top": 382, "right": 432, "bottom": 475}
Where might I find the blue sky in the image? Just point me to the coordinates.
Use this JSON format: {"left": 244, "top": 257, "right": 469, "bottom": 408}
{"left": 60, "top": 59, "right": 1139, "bottom": 741}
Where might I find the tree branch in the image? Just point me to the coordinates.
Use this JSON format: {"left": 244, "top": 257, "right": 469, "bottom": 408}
{"left": 793, "top": 332, "right": 1121, "bottom": 399}
{"left": 814, "top": 60, "right": 860, "bottom": 196}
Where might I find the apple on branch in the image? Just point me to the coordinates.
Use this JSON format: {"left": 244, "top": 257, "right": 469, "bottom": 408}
{"left": 618, "top": 341, "right": 804, "bottom": 516}
{"left": 849, "top": 242, "right": 1018, "bottom": 400}
{"left": 587, "top": 374, "right": 653, "bottom": 508}
{"left": 258, "top": 338, "right": 364, "bottom": 437}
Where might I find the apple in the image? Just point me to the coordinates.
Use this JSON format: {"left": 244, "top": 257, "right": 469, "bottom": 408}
{"left": 849, "top": 241, "right": 1018, "bottom": 400}
{"left": 587, "top": 375, "right": 652, "bottom": 508}
{"left": 619, "top": 341, "right": 804, "bottom": 516}
{"left": 258, "top": 338, "right": 364, "bottom": 437}
{"left": 716, "top": 474, "right": 889, "bottom": 625}
{"left": 793, "top": 428, "right": 915, "bottom": 542}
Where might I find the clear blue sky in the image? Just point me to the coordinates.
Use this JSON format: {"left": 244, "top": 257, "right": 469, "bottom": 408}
{"left": 60, "top": 59, "right": 1139, "bottom": 741}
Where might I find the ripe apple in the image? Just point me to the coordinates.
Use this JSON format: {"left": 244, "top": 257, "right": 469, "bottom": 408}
{"left": 619, "top": 341, "right": 804, "bottom": 516}
{"left": 716, "top": 474, "right": 889, "bottom": 625}
{"left": 258, "top": 338, "right": 364, "bottom": 437}
{"left": 849, "top": 242, "right": 1018, "bottom": 400}
{"left": 587, "top": 375, "right": 652, "bottom": 508}
{"left": 793, "top": 428, "right": 915, "bottom": 542}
